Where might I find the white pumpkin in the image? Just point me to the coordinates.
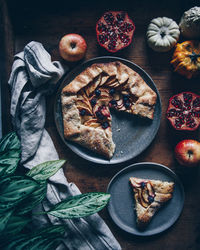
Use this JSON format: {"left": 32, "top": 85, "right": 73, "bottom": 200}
{"left": 147, "top": 17, "right": 180, "bottom": 52}
{"left": 179, "top": 6, "right": 200, "bottom": 39}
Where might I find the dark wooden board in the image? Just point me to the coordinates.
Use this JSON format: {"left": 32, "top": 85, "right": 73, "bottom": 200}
{"left": 1, "top": 0, "right": 200, "bottom": 249}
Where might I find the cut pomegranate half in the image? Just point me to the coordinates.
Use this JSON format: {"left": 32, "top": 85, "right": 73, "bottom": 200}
{"left": 166, "top": 92, "right": 200, "bottom": 131}
{"left": 96, "top": 11, "right": 135, "bottom": 53}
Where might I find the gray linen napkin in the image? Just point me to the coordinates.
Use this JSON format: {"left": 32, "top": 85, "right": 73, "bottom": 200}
{"left": 8, "top": 41, "right": 121, "bottom": 250}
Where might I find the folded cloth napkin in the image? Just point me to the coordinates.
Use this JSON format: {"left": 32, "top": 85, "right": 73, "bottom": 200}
{"left": 8, "top": 41, "right": 121, "bottom": 250}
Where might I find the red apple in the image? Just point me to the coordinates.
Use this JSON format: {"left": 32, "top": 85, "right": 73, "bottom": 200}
{"left": 59, "top": 34, "right": 87, "bottom": 62}
{"left": 175, "top": 139, "right": 200, "bottom": 167}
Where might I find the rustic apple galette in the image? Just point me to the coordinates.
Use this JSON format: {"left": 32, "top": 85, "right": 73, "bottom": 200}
{"left": 129, "top": 177, "right": 174, "bottom": 229}
{"left": 61, "top": 61, "right": 157, "bottom": 158}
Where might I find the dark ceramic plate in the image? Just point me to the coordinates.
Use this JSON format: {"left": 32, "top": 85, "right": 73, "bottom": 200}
{"left": 107, "top": 162, "right": 185, "bottom": 236}
{"left": 54, "top": 56, "right": 162, "bottom": 165}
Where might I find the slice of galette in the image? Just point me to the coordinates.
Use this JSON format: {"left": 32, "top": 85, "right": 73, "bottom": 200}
{"left": 129, "top": 177, "right": 174, "bottom": 229}
{"left": 61, "top": 61, "right": 157, "bottom": 159}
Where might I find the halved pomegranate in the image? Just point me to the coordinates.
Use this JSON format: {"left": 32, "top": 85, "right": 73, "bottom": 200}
{"left": 96, "top": 11, "right": 135, "bottom": 53}
{"left": 166, "top": 92, "right": 200, "bottom": 131}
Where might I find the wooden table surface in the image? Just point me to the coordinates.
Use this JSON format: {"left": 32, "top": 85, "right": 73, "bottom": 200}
{"left": 1, "top": 0, "right": 200, "bottom": 249}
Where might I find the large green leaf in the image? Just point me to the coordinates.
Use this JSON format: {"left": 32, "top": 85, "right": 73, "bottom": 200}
{"left": 32, "top": 224, "right": 66, "bottom": 235}
{"left": 0, "top": 132, "right": 21, "bottom": 178}
{"left": 26, "top": 160, "right": 66, "bottom": 182}
{"left": 0, "top": 209, "right": 13, "bottom": 233}
{"left": 46, "top": 192, "right": 111, "bottom": 219}
{"left": 0, "top": 214, "right": 31, "bottom": 239}
{"left": 16, "top": 182, "right": 47, "bottom": 215}
{"left": 1, "top": 225, "right": 65, "bottom": 250}
{"left": 0, "top": 132, "right": 20, "bottom": 152}
{"left": 3, "top": 236, "right": 62, "bottom": 250}
{"left": 0, "top": 176, "right": 39, "bottom": 211}
{"left": 31, "top": 238, "right": 62, "bottom": 250}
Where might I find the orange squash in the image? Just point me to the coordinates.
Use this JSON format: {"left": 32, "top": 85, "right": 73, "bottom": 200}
{"left": 171, "top": 41, "right": 200, "bottom": 79}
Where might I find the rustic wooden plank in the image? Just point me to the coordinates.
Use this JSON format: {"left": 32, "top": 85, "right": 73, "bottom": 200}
{"left": 0, "top": 0, "right": 14, "bottom": 135}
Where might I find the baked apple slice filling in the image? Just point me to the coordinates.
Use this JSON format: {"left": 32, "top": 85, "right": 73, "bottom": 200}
{"left": 129, "top": 177, "right": 174, "bottom": 228}
{"left": 130, "top": 178, "right": 155, "bottom": 208}
{"left": 77, "top": 86, "right": 112, "bottom": 130}
{"left": 77, "top": 76, "right": 153, "bottom": 130}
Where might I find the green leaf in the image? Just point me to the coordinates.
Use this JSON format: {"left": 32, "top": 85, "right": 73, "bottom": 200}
{"left": 0, "top": 209, "right": 13, "bottom": 233}
{"left": 0, "top": 215, "right": 31, "bottom": 239}
{"left": 0, "top": 132, "right": 21, "bottom": 178}
{"left": 47, "top": 192, "right": 111, "bottom": 219}
{"left": 1, "top": 225, "right": 65, "bottom": 250}
{"left": 16, "top": 237, "right": 62, "bottom": 250}
{"left": 34, "top": 224, "right": 66, "bottom": 235}
{"left": 16, "top": 182, "right": 47, "bottom": 215}
{"left": 33, "top": 238, "right": 62, "bottom": 250}
{"left": 4, "top": 237, "right": 62, "bottom": 250}
{"left": 0, "top": 176, "right": 39, "bottom": 211}
{"left": 26, "top": 160, "right": 66, "bottom": 182}
{"left": 0, "top": 132, "right": 20, "bottom": 152}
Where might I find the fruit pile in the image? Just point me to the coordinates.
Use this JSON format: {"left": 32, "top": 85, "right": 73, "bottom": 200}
{"left": 145, "top": 7, "right": 200, "bottom": 167}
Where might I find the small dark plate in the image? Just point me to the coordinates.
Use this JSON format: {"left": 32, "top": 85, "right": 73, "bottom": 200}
{"left": 54, "top": 56, "right": 162, "bottom": 165}
{"left": 107, "top": 162, "right": 185, "bottom": 236}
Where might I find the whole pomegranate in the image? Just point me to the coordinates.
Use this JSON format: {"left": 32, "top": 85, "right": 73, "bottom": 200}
{"left": 96, "top": 11, "right": 135, "bottom": 53}
{"left": 166, "top": 92, "right": 200, "bottom": 131}
{"left": 175, "top": 139, "right": 200, "bottom": 167}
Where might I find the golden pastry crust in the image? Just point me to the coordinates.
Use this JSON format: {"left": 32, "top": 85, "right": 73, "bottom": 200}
{"left": 129, "top": 177, "right": 174, "bottom": 228}
{"left": 61, "top": 94, "right": 115, "bottom": 158}
{"left": 61, "top": 61, "right": 157, "bottom": 159}
{"left": 62, "top": 64, "right": 103, "bottom": 94}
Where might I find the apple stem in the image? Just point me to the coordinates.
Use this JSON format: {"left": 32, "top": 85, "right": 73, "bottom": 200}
{"left": 188, "top": 150, "right": 193, "bottom": 158}
{"left": 70, "top": 42, "right": 76, "bottom": 49}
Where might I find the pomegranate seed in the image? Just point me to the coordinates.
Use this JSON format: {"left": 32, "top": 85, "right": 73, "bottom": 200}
{"left": 183, "top": 93, "right": 192, "bottom": 103}
{"left": 167, "top": 109, "right": 177, "bottom": 117}
{"left": 108, "top": 41, "right": 117, "bottom": 50}
{"left": 119, "top": 33, "right": 130, "bottom": 44}
{"left": 171, "top": 96, "right": 183, "bottom": 109}
{"left": 193, "top": 97, "right": 200, "bottom": 108}
{"left": 119, "top": 22, "right": 134, "bottom": 33}
{"left": 104, "top": 12, "right": 114, "bottom": 25}
{"left": 114, "top": 20, "right": 121, "bottom": 27}
{"left": 98, "top": 34, "right": 108, "bottom": 44}
{"left": 116, "top": 12, "right": 125, "bottom": 22}
{"left": 97, "top": 23, "right": 107, "bottom": 32}
{"left": 126, "top": 23, "right": 134, "bottom": 32}
{"left": 190, "top": 123, "right": 196, "bottom": 128}
{"left": 109, "top": 31, "right": 117, "bottom": 41}
{"left": 193, "top": 110, "right": 200, "bottom": 117}
{"left": 175, "top": 118, "right": 184, "bottom": 128}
